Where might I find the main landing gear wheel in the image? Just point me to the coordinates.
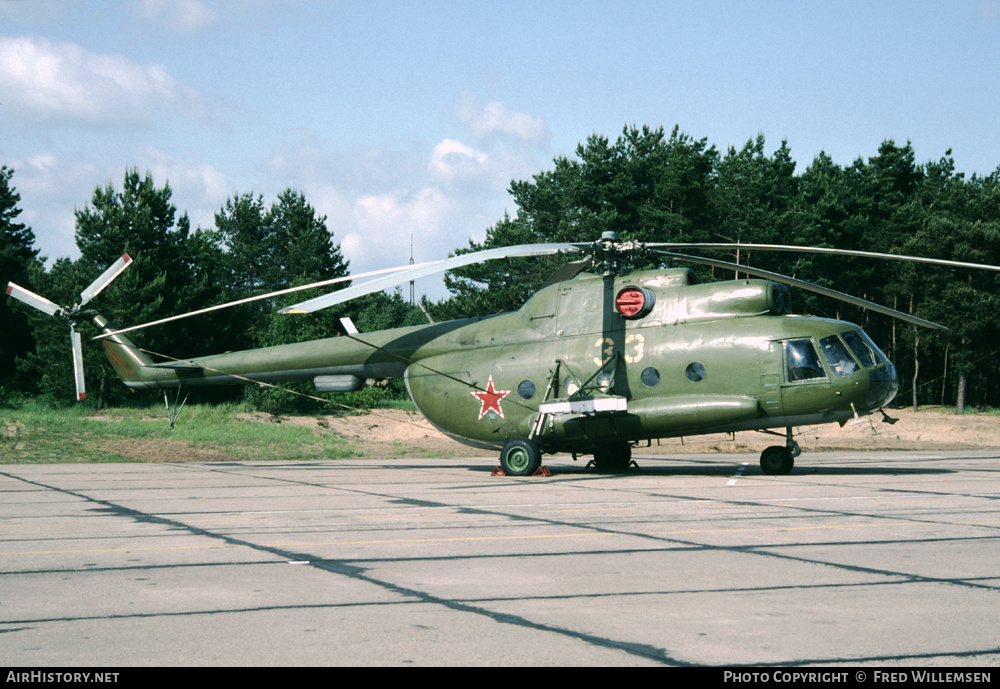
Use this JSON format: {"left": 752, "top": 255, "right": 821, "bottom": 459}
{"left": 760, "top": 445, "right": 794, "bottom": 475}
{"left": 500, "top": 438, "right": 542, "bottom": 476}
{"left": 593, "top": 443, "right": 632, "bottom": 472}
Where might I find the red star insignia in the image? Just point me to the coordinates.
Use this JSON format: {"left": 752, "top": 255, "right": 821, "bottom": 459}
{"left": 470, "top": 375, "right": 510, "bottom": 420}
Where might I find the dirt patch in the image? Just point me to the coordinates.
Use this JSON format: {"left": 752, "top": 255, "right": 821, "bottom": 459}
{"left": 235, "top": 406, "right": 1000, "bottom": 459}
{"left": 102, "top": 438, "right": 241, "bottom": 463}
{"left": 237, "top": 409, "right": 487, "bottom": 459}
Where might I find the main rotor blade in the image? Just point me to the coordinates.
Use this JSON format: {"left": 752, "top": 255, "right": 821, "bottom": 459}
{"left": 646, "top": 243, "right": 1000, "bottom": 273}
{"left": 80, "top": 253, "right": 132, "bottom": 305}
{"left": 71, "top": 327, "right": 86, "bottom": 401}
{"left": 94, "top": 263, "right": 432, "bottom": 339}
{"left": 280, "top": 243, "right": 582, "bottom": 314}
{"left": 651, "top": 250, "right": 948, "bottom": 330}
{"left": 5, "top": 282, "right": 62, "bottom": 317}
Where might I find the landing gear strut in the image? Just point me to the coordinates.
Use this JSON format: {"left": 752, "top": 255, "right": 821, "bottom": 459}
{"left": 759, "top": 427, "right": 800, "bottom": 475}
{"left": 592, "top": 443, "right": 632, "bottom": 472}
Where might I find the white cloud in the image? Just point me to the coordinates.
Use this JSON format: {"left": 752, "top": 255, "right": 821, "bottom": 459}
{"left": 138, "top": 0, "right": 217, "bottom": 32}
{"left": 2, "top": 152, "right": 101, "bottom": 262}
{"left": 428, "top": 139, "right": 489, "bottom": 182}
{"left": 456, "top": 95, "right": 549, "bottom": 145}
{"left": 138, "top": 147, "right": 231, "bottom": 230}
{"left": 256, "top": 96, "right": 555, "bottom": 298}
{"left": 339, "top": 187, "right": 454, "bottom": 270}
{"left": 0, "top": 36, "right": 204, "bottom": 125}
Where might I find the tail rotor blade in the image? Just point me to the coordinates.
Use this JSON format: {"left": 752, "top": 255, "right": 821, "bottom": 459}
{"left": 6, "top": 282, "right": 62, "bottom": 317}
{"left": 80, "top": 253, "right": 132, "bottom": 305}
{"left": 71, "top": 327, "right": 86, "bottom": 401}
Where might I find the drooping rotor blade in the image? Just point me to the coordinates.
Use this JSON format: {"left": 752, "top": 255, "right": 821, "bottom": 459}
{"left": 70, "top": 327, "right": 86, "bottom": 401}
{"left": 280, "top": 243, "right": 583, "bottom": 314}
{"left": 95, "top": 263, "right": 434, "bottom": 340}
{"left": 650, "top": 250, "right": 948, "bottom": 330}
{"left": 646, "top": 243, "right": 1000, "bottom": 274}
{"left": 5, "top": 282, "right": 62, "bottom": 317}
{"left": 80, "top": 253, "right": 132, "bottom": 305}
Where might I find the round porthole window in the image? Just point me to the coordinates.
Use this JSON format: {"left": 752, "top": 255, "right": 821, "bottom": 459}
{"left": 596, "top": 372, "right": 612, "bottom": 392}
{"left": 641, "top": 367, "right": 660, "bottom": 387}
{"left": 517, "top": 380, "right": 536, "bottom": 400}
{"left": 685, "top": 362, "right": 705, "bottom": 382}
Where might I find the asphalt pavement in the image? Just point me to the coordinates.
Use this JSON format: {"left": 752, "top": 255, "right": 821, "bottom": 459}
{"left": 1, "top": 450, "right": 998, "bottom": 666}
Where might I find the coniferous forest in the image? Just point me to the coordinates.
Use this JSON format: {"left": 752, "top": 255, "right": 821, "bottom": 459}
{"left": 2, "top": 126, "right": 999, "bottom": 412}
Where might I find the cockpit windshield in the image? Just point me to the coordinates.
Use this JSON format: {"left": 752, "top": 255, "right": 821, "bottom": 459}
{"left": 842, "top": 329, "right": 887, "bottom": 367}
{"left": 820, "top": 335, "right": 858, "bottom": 377}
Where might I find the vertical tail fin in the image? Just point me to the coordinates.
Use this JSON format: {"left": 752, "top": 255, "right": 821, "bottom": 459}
{"left": 93, "top": 314, "right": 155, "bottom": 384}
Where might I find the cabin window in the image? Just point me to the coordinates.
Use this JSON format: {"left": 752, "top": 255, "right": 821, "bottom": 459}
{"left": 784, "top": 339, "right": 826, "bottom": 381}
{"left": 596, "top": 372, "right": 613, "bottom": 392}
{"left": 641, "top": 367, "right": 660, "bottom": 387}
{"left": 518, "top": 380, "right": 536, "bottom": 400}
{"left": 685, "top": 362, "right": 705, "bottom": 382}
{"left": 820, "top": 335, "right": 859, "bottom": 377}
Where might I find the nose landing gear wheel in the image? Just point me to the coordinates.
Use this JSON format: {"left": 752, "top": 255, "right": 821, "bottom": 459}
{"left": 500, "top": 438, "right": 542, "bottom": 476}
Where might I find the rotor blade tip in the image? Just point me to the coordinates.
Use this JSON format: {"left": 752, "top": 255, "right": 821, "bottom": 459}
{"left": 122, "top": 253, "right": 132, "bottom": 262}
{"left": 78, "top": 393, "right": 86, "bottom": 401}
{"left": 5, "top": 284, "right": 11, "bottom": 296}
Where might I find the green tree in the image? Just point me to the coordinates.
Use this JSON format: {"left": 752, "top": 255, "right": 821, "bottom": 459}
{"left": 0, "top": 166, "right": 40, "bottom": 396}
{"left": 214, "top": 189, "right": 354, "bottom": 412}
{"left": 214, "top": 189, "right": 351, "bottom": 350}
{"left": 72, "top": 169, "right": 225, "bottom": 405}
{"left": 711, "top": 135, "right": 799, "bottom": 278}
{"left": 444, "top": 125, "right": 719, "bottom": 317}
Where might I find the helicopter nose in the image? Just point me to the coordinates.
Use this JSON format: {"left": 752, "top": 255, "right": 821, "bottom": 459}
{"left": 866, "top": 363, "right": 898, "bottom": 410}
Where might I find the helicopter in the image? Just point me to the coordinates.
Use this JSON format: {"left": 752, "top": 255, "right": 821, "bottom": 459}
{"left": 7, "top": 233, "right": 1000, "bottom": 476}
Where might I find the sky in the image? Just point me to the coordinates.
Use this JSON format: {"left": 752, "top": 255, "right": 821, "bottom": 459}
{"left": 2, "top": 0, "right": 999, "bottom": 301}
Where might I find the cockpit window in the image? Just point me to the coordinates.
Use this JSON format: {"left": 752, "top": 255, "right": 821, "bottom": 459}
{"left": 861, "top": 330, "right": 888, "bottom": 363}
{"left": 842, "top": 329, "right": 886, "bottom": 367}
{"left": 785, "top": 339, "right": 826, "bottom": 381}
{"left": 820, "top": 335, "right": 859, "bottom": 377}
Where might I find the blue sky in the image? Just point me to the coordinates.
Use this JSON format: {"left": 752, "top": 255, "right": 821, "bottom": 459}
{"left": 2, "top": 0, "right": 998, "bottom": 300}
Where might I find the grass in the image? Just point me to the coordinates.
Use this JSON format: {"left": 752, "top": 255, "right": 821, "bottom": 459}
{"left": 0, "top": 401, "right": 359, "bottom": 464}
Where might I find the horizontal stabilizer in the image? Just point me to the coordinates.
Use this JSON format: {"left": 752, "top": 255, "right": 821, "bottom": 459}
{"left": 146, "top": 362, "right": 204, "bottom": 371}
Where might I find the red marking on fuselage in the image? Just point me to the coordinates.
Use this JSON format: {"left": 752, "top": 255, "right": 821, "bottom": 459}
{"left": 470, "top": 375, "right": 510, "bottom": 420}
{"left": 103, "top": 340, "right": 134, "bottom": 377}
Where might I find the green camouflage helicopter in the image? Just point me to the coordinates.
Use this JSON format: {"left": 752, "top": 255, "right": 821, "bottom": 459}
{"left": 7, "top": 234, "right": 998, "bottom": 476}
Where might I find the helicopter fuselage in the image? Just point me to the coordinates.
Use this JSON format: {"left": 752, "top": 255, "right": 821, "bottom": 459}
{"left": 101, "top": 267, "right": 898, "bottom": 458}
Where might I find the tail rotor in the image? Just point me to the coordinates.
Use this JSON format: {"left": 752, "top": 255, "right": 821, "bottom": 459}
{"left": 5, "top": 253, "right": 133, "bottom": 401}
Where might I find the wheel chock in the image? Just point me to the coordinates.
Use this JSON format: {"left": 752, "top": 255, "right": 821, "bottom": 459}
{"left": 491, "top": 465, "right": 552, "bottom": 477}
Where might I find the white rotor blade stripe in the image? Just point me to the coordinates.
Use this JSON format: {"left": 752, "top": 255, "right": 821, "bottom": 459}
{"left": 6, "top": 282, "right": 62, "bottom": 316}
{"left": 71, "top": 328, "right": 86, "bottom": 401}
{"left": 81, "top": 253, "right": 133, "bottom": 305}
{"left": 280, "top": 243, "right": 582, "bottom": 314}
{"left": 94, "top": 262, "right": 434, "bottom": 339}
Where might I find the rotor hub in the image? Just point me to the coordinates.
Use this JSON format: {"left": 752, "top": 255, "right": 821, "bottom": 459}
{"left": 588, "top": 232, "right": 647, "bottom": 275}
